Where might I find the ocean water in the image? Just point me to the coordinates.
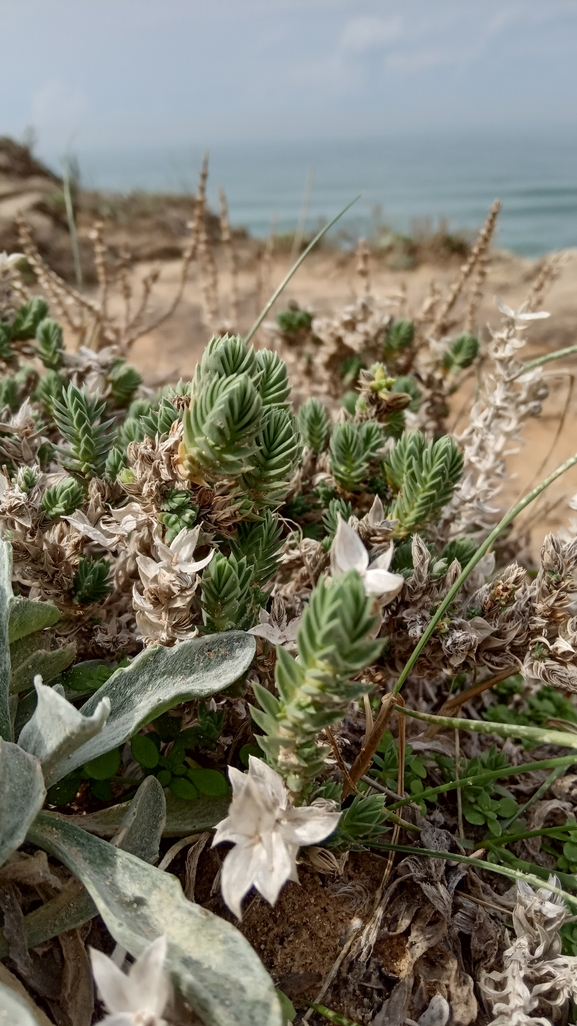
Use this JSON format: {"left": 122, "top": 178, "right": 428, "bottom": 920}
{"left": 62, "top": 130, "right": 577, "bottom": 256}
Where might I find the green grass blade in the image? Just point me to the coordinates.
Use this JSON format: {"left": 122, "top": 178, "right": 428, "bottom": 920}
{"left": 244, "top": 195, "right": 361, "bottom": 345}
{"left": 387, "top": 753, "right": 577, "bottom": 811}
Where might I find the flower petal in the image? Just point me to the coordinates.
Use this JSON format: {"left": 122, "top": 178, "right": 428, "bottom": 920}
{"left": 252, "top": 829, "right": 295, "bottom": 907}
{"left": 247, "top": 755, "right": 287, "bottom": 809}
{"left": 127, "top": 935, "right": 170, "bottom": 1016}
{"left": 365, "top": 494, "right": 385, "bottom": 526}
{"left": 371, "top": 541, "right": 394, "bottom": 572}
{"left": 220, "top": 840, "right": 262, "bottom": 919}
{"left": 331, "top": 516, "right": 369, "bottom": 575}
{"left": 90, "top": 947, "right": 134, "bottom": 1013}
{"left": 363, "top": 568, "right": 405, "bottom": 602}
{"left": 281, "top": 806, "right": 341, "bottom": 847}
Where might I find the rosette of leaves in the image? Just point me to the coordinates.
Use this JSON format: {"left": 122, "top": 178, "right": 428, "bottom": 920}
{"left": 442, "top": 332, "right": 480, "bottom": 375}
{"left": 10, "top": 296, "right": 49, "bottom": 341}
{"left": 385, "top": 429, "right": 463, "bottom": 535}
{"left": 179, "top": 335, "right": 298, "bottom": 509}
{"left": 299, "top": 397, "right": 330, "bottom": 454}
{"left": 107, "top": 359, "right": 143, "bottom": 406}
{"left": 252, "top": 570, "right": 383, "bottom": 793}
{"left": 53, "top": 382, "right": 115, "bottom": 479}
{"left": 329, "top": 420, "right": 384, "bottom": 492}
{"left": 382, "top": 318, "right": 415, "bottom": 363}
{"left": 34, "top": 317, "right": 64, "bottom": 371}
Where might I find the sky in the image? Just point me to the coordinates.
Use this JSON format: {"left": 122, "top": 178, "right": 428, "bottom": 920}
{"left": 1, "top": 0, "right": 577, "bottom": 162}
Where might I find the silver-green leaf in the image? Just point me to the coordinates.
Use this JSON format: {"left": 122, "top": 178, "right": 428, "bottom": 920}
{"left": 8, "top": 597, "right": 60, "bottom": 644}
{"left": 0, "top": 980, "right": 45, "bottom": 1026}
{"left": 66, "top": 792, "right": 230, "bottom": 838}
{"left": 111, "top": 774, "right": 166, "bottom": 864}
{"left": 18, "top": 679, "right": 110, "bottom": 787}
{"left": 0, "top": 541, "right": 12, "bottom": 740}
{"left": 63, "top": 631, "right": 255, "bottom": 776}
{"left": 0, "top": 739, "right": 45, "bottom": 869}
{"left": 28, "top": 812, "right": 282, "bottom": 1026}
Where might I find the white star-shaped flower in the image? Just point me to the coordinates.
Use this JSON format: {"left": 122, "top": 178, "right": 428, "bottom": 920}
{"left": 213, "top": 756, "right": 341, "bottom": 919}
{"left": 330, "top": 515, "right": 404, "bottom": 603}
{"left": 248, "top": 606, "right": 301, "bottom": 651}
{"left": 90, "top": 935, "right": 170, "bottom": 1026}
{"left": 495, "top": 296, "right": 550, "bottom": 325}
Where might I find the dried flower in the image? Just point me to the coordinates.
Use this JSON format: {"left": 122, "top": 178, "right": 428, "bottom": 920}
{"left": 213, "top": 756, "right": 340, "bottom": 918}
{"left": 482, "top": 876, "right": 577, "bottom": 1026}
{"left": 330, "top": 515, "right": 404, "bottom": 603}
{"left": 90, "top": 934, "right": 170, "bottom": 1026}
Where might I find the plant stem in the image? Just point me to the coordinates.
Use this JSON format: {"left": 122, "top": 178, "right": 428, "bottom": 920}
{"left": 244, "top": 195, "right": 360, "bottom": 344}
{"left": 392, "top": 451, "right": 577, "bottom": 695}
{"left": 368, "top": 841, "right": 577, "bottom": 909}
{"left": 520, "top": 345, "right": 577, "bottom": 375}
{"left": 387, "top": 753, "right": 577, "bottom": 811}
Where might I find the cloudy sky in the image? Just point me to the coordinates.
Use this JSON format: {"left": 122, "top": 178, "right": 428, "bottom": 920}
{"left": 2, "top": 0, "right": 577, "bottom": 157}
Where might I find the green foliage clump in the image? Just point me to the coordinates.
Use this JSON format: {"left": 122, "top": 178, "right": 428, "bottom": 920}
{"left": 41, "top": 477, "right": 85, "bottom": 519}
{"left": 159, "top": 487, "right": 198, "bottom": 543}
{"left": 252, "top": 571, "right": 382, "bottom": 792}
{"left": 299, "top": 397, "right": 330, "bottom": 453}
{"left": 382, "top": 318, "right": 415, "bottom": 361}
{"left": 442, "top": 333, "right": 480, "bottom": 374}
{"left": 180, "top": 334, "right": 299, "bottom": 509}
{"left": 201, "top": 552, "right": 254, "bottom": 632}
{"left": 105, "top": 446, "right": 127, "bottom": 482}
{"left": 34, "top": 369, "right": 66, "bottom": 416}
{"left": 73, "top": 556, "right": 113, "bottom": 605}
{"left": 108, "top": 360, "right": 143, "bottom": 406}
{"left": 385, "top": 430, "right": 463, "bottom": 535}
{"left": 11, "top": 297, "right": 49, "bottom": 340}
{"left": 371, "top": 731, "right": 429, "bottom": 803}
{"left": 276, "top": 308, "right": 312, "bottom": 334}
{"left": 53, "top": 383, "right": 115, "bottom": 478}
{"left": 35, "top": 318, "right": 64, "bottom": 370}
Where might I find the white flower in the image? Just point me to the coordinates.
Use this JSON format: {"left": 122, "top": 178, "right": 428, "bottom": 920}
{"left": 248, "top": 606, "right": 301, "bottom": 651}
{"left": 213, "top": 756, "right": 341, "bottom": 919}
{"left": 90, "top": 935, "right": 170, "bottom": 1026}
{"left": 0, "top": 251, "right": 25, "bottom": 276}
{"left": 495, "top": 296, "right": 550, "bottom": 325}
{"left": 330, "top": 515, "right": 404, "bottom": 604}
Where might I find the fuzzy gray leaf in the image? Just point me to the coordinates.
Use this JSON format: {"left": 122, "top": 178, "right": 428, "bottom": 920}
{"left": 0, "top": 739, "right": 45, "bottom": 869}
{"left": 10, "top": 644, "right": 76, "bottom": 695}
{"left": 8, "top": 598, "right": 60, "bottom": 644}
{"left": 0, "top": 541, "right": 13, "bottom": 740}
{"left": 18, "top": 679, "right": 110, "bottom": 787}
{"left": 0, "top": 979, "right": 44, "bottom": 1026}
{"left": 63, "top": 631, "right": 255, "bottom": 776}
{"left": 28, "top": 812, "right": 282, "bottom": 1026}
{"left": 65, "top": 793, "right": 230, "bottom": 838}
{"left": 112, "top": 775, "right": 166, "bottom": 864}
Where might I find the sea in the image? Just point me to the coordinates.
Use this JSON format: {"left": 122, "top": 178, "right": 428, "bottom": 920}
{"left": 51, "top": 129, "right": 577, "bottom": 257}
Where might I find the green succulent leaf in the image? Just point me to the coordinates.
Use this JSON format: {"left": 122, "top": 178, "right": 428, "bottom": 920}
{"left": 253, "top": 572, "right": 382, "bottom": 792}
